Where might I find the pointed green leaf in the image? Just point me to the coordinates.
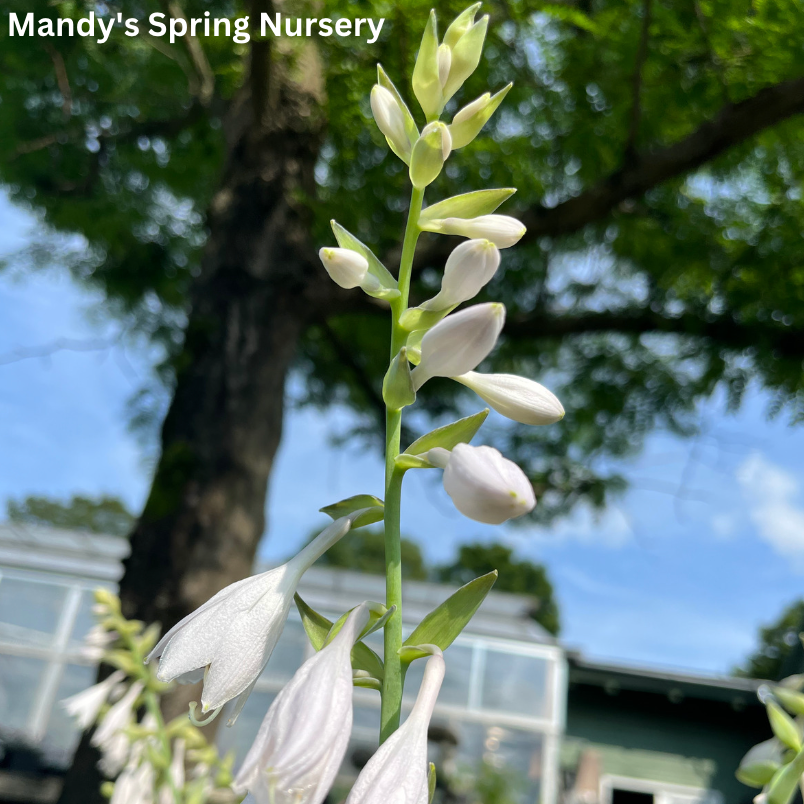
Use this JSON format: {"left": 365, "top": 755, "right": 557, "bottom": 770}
{"left": 767, "top": 747, "right": 804, "bottom": 804}
{"left": 320, "top": 495, "right": 384, "bottom": 527}
{"left": 774, "top": 687, "right": 804, "bottom": 716}
{"left": 395, "top": 454, "right": 434, "bottom": 471}
{"left": 354, "top": 677, "right": 382, "bottom": 691}
{"left": 399, "top": 304, "right": 457, "bottom": 333}
{"left": 768, "top": 701, "right": 802, "bottom": 751}
{"left": 331, "top": 221, "right": 397, "bottom": 291}
{"left": 420, "top": 189, "right": 516, "bottom": 225}
{"left": 736, "top": 738, "right": 785, "bottom": 788}
{"left": 428, "top": 763, "right": 437, "bottom": 803}
{"left": 402, "top": 571, "right": 497, "bottom": 655}
{"left": 404, "top": 409, "right": 489, "bottom": 456}
{"left": 294, "top": 595, "right": 385, "bottom": 681}
{"left": 383, "top": 348, "right": 416, "bottom": 410}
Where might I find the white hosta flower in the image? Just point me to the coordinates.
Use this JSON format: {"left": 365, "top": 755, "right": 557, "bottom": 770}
{"left": 371, "top": 85, "right": 412, "bottom": 162}
{"left": 234, "top": 604, "right": 371, "bottom": 804}
{"left": 454, "top": 371, "right": 564, "bottom": 425}
{"left": 147, "top": 514, "right": 362, "bottom": 718}
{"left": 431, "top": 443, "right": 535, "bottom": 524}
{"left": 62, "top": 669, "right": 126, "bottom": 731}
{"left": 411, "top": 303, "right": 505, "bottom": 390}
{"left": 421, "top": 214, "right": 526, "bottom": 248}
{"left": 318, "top": 247, "right": 382, "bottom": 296}
{"left": 91, "top": 681, "right": 143, "bottom": 776}
{"left": 112, "top": 739, "right": 155, "bottom": 804}
{"left": 345, "top": 651, "right": 445, "bottom": 804}
{"left": 421, "top": 240, "right": 500, "bottom": 311}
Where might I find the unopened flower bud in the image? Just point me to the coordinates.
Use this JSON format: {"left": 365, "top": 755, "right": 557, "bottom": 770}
{"left": 449, "top": 84, "right": 512, "bottom": 149}
{"left": 409, "top": 123, "right": 452, "bottom": 189}
{"left": 443, "top": 3, "right": 481, "bottom": 49}
{"left": 420, "top": 214, "right": 526, "bottom": 248}
{"left": 383, "top": 348, "right": 416, "bottom": 410}
{"left": 441, "top": 443, "right": 536, "bottom": 524}
{"left": 453, "top": 371, "right": 564, "bottom": 425}
{"left": 319, "top": 247, "right": 369, "bottom": 289}
{"left": 371, "top": 85, "right": 413, "bottom": 163}
{"left": 412, "top": 11, "right": 442, "bottom": 120}
{"left": 437, "top": 44, "right": 452, "bottom": 88}
{"left": 442, "top": 15, "right": 489, "bottom": 103}
{"left": 411, "top": 302, "right": 505, "bottom": 390}
{"left": 422, "top": 239, "right": 500, "bottom": 311}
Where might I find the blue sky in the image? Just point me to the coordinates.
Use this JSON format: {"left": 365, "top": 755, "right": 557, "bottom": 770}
{"left": 2, "top": 191, "right": 804, "bottom": 676}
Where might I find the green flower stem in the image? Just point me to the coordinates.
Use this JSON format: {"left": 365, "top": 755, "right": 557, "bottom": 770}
{"left": 381, "top": 186, "right": 424, "bottom": 742}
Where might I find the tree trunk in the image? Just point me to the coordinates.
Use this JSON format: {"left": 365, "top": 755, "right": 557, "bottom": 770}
{"left": 57, "top": 54, "right": 331, "bottom": 804}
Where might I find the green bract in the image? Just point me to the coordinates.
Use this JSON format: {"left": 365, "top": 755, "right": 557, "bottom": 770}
{"left": 404, "top": 409, "right": 489, "bottom": 456}
{"left": 419, "top": 188, "right": 516, "bottom": 225}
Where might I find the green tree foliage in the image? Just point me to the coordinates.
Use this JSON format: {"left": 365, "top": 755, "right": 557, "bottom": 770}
{"left": 3, "top": 0, "right": 804, "bottom": 519}
{"left": 6, "top": 494, "right": 135, "bottom": 537}
{"left": 437, "top": 542, "right": 560, "bottom": 635}
{"left": 310, "top": 527, "right": 428, "bottom": 580}
{"left": 736, "top": 599, "right": 804, "bottom": 680}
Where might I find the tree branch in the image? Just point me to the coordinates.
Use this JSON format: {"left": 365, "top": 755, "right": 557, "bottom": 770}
{"left": 161, "top": 0, "right": 215, "bottom": 105}
{"left": 624, "top": 0, "right": 651, "bottom": 161}
{"left": 505, "top": 308, "right": 804, "bottom": 360}
{"left": 249, "top": 0, "right": 274, "bottom": 126}
{"left": 520, "top": 74, "right": 804, "bottom": 240}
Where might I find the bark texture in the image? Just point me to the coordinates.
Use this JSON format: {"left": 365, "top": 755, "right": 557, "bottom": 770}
{"left": 56, "top": 48, "right": 331, "bottom": 804}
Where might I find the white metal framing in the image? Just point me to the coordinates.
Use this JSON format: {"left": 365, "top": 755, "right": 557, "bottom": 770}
{"left": 0, "top": 567, "right": 108, "bottom": 741}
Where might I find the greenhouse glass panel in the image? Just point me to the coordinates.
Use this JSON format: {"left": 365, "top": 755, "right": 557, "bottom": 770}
{"left": 0, "top": 576, "right": 68, "bottom": 648}
{"left": 0, "top": 654, "right": 47, "bottom": 733}
{"left": 481, "top": 650, "right": 550, "bottom": 719}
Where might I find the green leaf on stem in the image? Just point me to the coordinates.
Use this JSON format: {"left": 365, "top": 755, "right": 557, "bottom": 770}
{"left": 401, "top": 570, "right": 497, "bottom": 659}
{"left": 404, "top": 409, "right": 489, "bottom": 456}
{"left": 395, "top": 454, "right": 434, "bottom": 471}
{"left": 767, "top": 746, "right": 804, "bottom": 804}
{"left": 428, "top": 763, "right": 437, "bottom": 804}
{"left": 331, "top": 221, "right": 399, "bottom": 294}
{"left": 398, "top": 304, "right": 457, "bottom": 333}
{"left": 419, "top": 189, "right": 516, "bottom": 225}
{"left": 294, "top": 594, "right": 385, "bottom": 681}
{"left": 774, "top": 686, "right": 804, "bottom": 716}
{"left": 320, "top": 495, "right": 385, "bottom": 528}
{"left": 768, "top": 700, "right": 802, "bottom": 751}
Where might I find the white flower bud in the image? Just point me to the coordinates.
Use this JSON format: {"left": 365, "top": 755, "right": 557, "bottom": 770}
{"left": 421, "top": 239, "right": 500, "bottom": 311}
{"left": 318, "top": 247, "right": 370, "bottom": 289}
{"left": 442, "top": 16, "right": 489, "bottom": 102}
{"left": 371, "top": 85, "right": 412, "bottom": 162}
{"left": 409, "top": 122, "right": 452, "bottom": 189}
{"left": 453, "top": 371, "right": 564, "bottom": 425}
{"left": 91, "top": 681, "right": 143, "bottom": 776}
{"left": 440, "top": 443, "right": 535, "bottom": 524}
{"left": 420, "top": 214, "right": 526, "bottom": 248}
{"left": 146, "top": 514, "right": 364, "bottom": 717}
{"left": 235, "top": 605, "right": 371, "bottom": 804}
{"left": 437, "top": 44, "right": 452, "bottom": 88}
{"left": 412, "top": 11, "right": 442, "bottom": 119}
{"left": 345, "top": 652, "right": 445, "bottom": 804}
{"left": 411, "top": 302, "right": 505, "bottom": 390}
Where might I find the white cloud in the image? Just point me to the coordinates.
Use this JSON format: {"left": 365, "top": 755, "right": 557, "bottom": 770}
{"left": 710, "top": 512, "right": 738, "bottom": 539}
{"left": 738, "top": 452, "right": 804, "bottom": 557}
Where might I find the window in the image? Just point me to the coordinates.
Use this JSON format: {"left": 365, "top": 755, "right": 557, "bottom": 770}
{"left": 602, "top": 776, "right": 724, "bottom": 804}
{"left": 481, "top": 649, "right": 550, "bottom": 719}
{"left": 0, "top": 577, "right": 68, "bottom": 648}
{"left": 0, "top": 654, "right": 48, "bottom": 732}
{"left": 612, "top": 792, "right": 654, "bottom": 804}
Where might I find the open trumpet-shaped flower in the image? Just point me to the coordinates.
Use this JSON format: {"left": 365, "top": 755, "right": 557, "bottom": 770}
{"left": 453, "top": 371, "right": 564, "bottom": 425}
{"left": 62, "top": 669, "right": 126, "bottom": 731}
{"left": 429, "top": 443, "right": 535, "bottom": 524}
{"left": 234, "top": 604, "right": 371, "bottom": 804}
{"left": 411, "top": 303, "right": 505, "bottom": 390}
{"left": 146, "top": 514, "right": 363, "bottom": 719}
{"left": 345, "top": 650, "right": 445, "bottom": 804}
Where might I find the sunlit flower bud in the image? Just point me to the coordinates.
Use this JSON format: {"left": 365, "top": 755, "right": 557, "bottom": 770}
{"left": 62, "top": 670, "right": 126, "bottom": 731}
{"left": 345, "top": 651, "right": 445, "bottom": 804}
{"left": 409, "top": 122, "right": 452, "bottom": 189}
{"left": 453, "top": 371, "right": 564, "bottom": 425}
{"left": 91, "top": 681, "right": 144, "bottom": 776}
{"left": 440, "top": 443, "right": 535, "bottom": 524}
{"left": 443, "top": 3, "right": 481, "bottom": 49}
{"left": 420, "top": 214, "right": 526, "bottom": 248}
{"left": 234, "top": 604, "right": 371, "bottom": 804}
{"left": 437, "top": 44, "right": 452, "bottom": 88}
{"left": 319, "top": 247, "right": 370, "bottom": 289}
{"left": 442, "top": 15, "right": 489, "bottom": 103}
{"left": 422, "top": 239, "right": 500, "bottom": 311}
{"left": 412, "top": 11, "right": 442, "bottom": 119}
{"left": 146, "top": 514, "right": 364, "bottom": 719}
{"left": 449, "top": 84, "right": 512, "bottom": 149}
{"left": 411, "top": 303, "right": 505, "bottom": 390}
{"left": 371, "top": 85, "right": 412, "bottom": 162}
